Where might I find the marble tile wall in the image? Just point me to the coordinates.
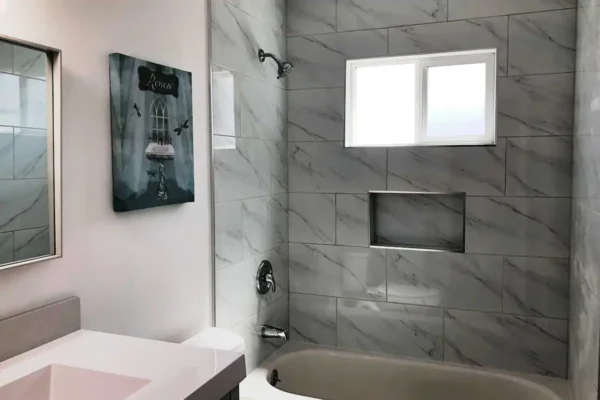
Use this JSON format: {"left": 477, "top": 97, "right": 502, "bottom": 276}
{"left": 211, "top": 0, "right": 289, "bottom": 372}
{"left": 570, "top": 1, "right": 600, "bottom": 399}
{"left": 0, "top": 41, "right": 50, "bottom": 265}
{"left": 287, "top": 0, "right": 575, "bottom": 379}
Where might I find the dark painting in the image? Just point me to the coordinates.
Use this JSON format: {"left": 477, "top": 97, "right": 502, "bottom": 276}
{"left": 109, "top": 53, "right": 194, "bottom": 212}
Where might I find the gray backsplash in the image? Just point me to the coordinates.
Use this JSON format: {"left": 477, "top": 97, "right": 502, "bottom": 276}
{"left": 287, "top": 0, "right": 575, "bottom": 379}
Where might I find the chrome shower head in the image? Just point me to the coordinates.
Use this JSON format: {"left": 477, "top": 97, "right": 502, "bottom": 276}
{"left": 258, "top": 49, "right": 294, "bottom": 80}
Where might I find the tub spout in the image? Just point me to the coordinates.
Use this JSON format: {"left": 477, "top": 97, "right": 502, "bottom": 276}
{"left": 261, "top": 325, "right": 288, "bottom": 341}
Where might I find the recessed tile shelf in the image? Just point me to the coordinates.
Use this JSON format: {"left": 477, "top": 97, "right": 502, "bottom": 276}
{"left": 369, "top": 191, "right": 466, "bottom": 253}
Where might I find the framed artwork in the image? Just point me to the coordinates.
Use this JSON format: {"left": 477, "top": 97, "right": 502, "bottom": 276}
{"left": 109, "top": 53, "right": 194, "bottom": 212}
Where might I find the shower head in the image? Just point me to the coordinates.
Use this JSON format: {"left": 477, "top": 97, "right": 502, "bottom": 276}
{"left": 258, "top": 49, "right": 294, "bottom": 80}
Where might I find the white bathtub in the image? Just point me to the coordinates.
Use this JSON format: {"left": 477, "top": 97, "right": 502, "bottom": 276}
{"left": 241, "top": 342, "right": 571, "bottom": 400}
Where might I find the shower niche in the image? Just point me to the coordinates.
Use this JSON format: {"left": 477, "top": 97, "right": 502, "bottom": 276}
{"left": 369, "top": 191, "right": 466, "bottom": 253}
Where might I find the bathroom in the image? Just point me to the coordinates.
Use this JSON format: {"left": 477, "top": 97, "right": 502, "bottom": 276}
{"left": 0, "top": 0, "right": 595, "bottom": 399}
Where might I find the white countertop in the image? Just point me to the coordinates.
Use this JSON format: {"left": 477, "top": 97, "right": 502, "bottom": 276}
{"left": 0, "top": 330, "right": 246, "bottom": 400}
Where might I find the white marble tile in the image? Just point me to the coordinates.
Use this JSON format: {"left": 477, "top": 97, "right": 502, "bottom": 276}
{"left": 289, "top": 142, "right": 387, "bottom": 193}
{"left": 13, "top": 226, "right": 50, "bottom": 261}
{"left": 214, "top": 137, "right": 271, "bottom": 202}
{"left": 14, "top": 128, "right": 48, "bottom": 179}
{"left": 387, "top": 251, "right": 503, "bottom": 312}
{"left": 289, "top": 243, "right": 386, "bottom": 301}
{"left": 0, "top": 232, "right": 13, "bottom": 265}
{"left": 337, "top": 0, "right": 447, "bottom": 32}
{"left": 289, "top": 193, "right": 336, "bottom": 244}
{"left": 240, "top": 77, "right": 286, "bottom": 140}
{"left": 465, "top": 197, "right": 571, "bottom": 258}
{"left": 290, "top": 294, "right": 337, "bottom": 346}
{"left": 571, "top": 203, "right": 600, "bottom": 300}
{"left": 508, "top": 10, "right": 576, "bottom": 75}
{"left": 387, "top": 140, "right": 506, "bottom": 196}
{"left": 225, "top": 0, "right": 286, "bottom": 32}
{"left": 287, "top": 0, "right": 337, "bottom": 36}
{"left": 242, "top": 194, "right": 288, "bottom": 258}
{"left": 373, "top": 193, "right": 465, "bottom": 251}
{"left": 267, "top": 139, "right": 288, "bottom": 194}
{"left": 0, "top": 126, "right": 14, "bottom": 179}
{"left": 288, "top": 88, "right": 345, "bottom": 142}
{"left": 13, "top": 45, "right": 47, "bottom": 80}
{"left": 506, "top": 136, "right": 572, "bottom": 197}
{"left": 498, "top": 73, "right": 575, "bottom": 137}
{"left": 0, "top": 41, "right": 12, "bottom": 73}
{"left": 336, "top": 194, "right": 369, "bottom": 247}
{"left": 444, "top": 309, "right": 568, "bottom": 377}
{"left": 389, "top": 17, "right": 508, "bottom": 75}
{"left": 0, "top": 179, "right": 49, "bottom": 233}
{"left": 288, "top": 29, "right": 388, "bottom": 89}
{"left": 503, "top": 257, "right": 569, "bottom": 319}
{"left": 215, "top": 201, "right": 243, "bottom": 270}
{"left": 337, "top": 299, "right": 444, "bottom": 360}
{"left": 212, "top": 67, "right": 240, "bottom": 138}
{"left": 0, "top": 73, "right": 47, "bottom": 129}
{"left": 448, "top": 0, "right": 576, "bottom": 20}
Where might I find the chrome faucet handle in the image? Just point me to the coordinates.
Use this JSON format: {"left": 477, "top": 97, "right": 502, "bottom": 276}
{"left": 256, "top": 260, "right": 276, "bottom": 295}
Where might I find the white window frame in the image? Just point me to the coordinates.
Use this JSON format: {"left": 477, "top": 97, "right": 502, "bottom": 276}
{"left": 345, "top": 48, "right": 497, "bottom": 148}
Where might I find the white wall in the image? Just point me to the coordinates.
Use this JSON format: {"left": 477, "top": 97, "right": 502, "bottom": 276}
{"left": 0, "top": 0, "right": 213, "bottom": 341}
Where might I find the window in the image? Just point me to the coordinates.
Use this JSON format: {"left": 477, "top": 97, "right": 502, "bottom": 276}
{"left": 150, "top": 97, "right": 170, "bottom": 144}
{"left": 345, "top": 49, "right": 497, "bottom": 148}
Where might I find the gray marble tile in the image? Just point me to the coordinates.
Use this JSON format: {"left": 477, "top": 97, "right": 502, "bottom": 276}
{"left": 506, "top": 137, "right": 572, "bottom": 197}
{"left": 14, "top": 128, "right": 47, "bottom": 179}
{"left": 288, "top": 88, "right": 345, "bottom": 142}
{"left": 212, "top": 67, "right": 240, "bottom": 138}
{"left": 288, "top": 29, "right": 388, "bottom": 89}
{"left": 337, "top": 0, "right": 447, "bottom": 32}
{"left": 215, "top": 201, "right": 243, "bottom": 270}
{"left": 289, "top": 193, "right": 336, "bottom": 244}
{"left": 289, "top": 243, "right": 386, "bottom": 301}
{"left": 571, "top": 203, "right": 600, "bottom": 300}
{"left": 444, "top": 309, "right": 568, "bottom": 377}
{"left": 336, "top": 194, "right": 369, "bottom": 247}
{"left": 0, "top": 73, "right": 47, "bottom": 129}
{"left": 13, "top": 226, "right": 50, "bottom": 261}
{"left": 0, "top": 232, "right": 13, "bottom": 265}
{"left": 387, "top": 140, "right": 506, "bottom": 196}
{"left": 508, "top": 10, "right": 576, "bottom": 76}
{"left": 242, "top": 194, "right": 288, "bottom": 258}
{"left": 13, "top": 45, "right": 46, "bottom": 80}
{"left": 0, "top": 179, "right": 49, "bottom": 233}
{"left": 289, "top": 142, "right": 387, "bottom": 193}
{"left": 465, "top": 197, "right": 571, "bottom": 258}
{"left": 448, "top": 0, "right": 577, "bottom": 20}
{"left": 0, "top": 126, "right": 14, "bottom": 179}
{"left": 503, "top": 257, "right": 569, "bottom": 319}
{"left": 290, "top": 294, "right": 337, "bottom": 346}
{"left": 373, "top": 193, "right": 465, "bottom": 251}
{"left": 214, "top": 137, "right": 271, "bottom": 202}
{"left": 498, "top": 73, "right": 575, "bottom": 137}
{"left": 389, "top": 17, "right": 508, "bottom": 75}
{"left": 0, "top": 41, "right": 12, "bottom": 73}
{"left": 387, "top": 251, "right": 503, "bottom": 312}
{"left": 337, "top": 299, "right": 444, "bottom": 360}
{"left": 240, "top": 77, "right": 286, "bottom": 141}
{"left": 211, "top": 0, "right": 286, "bottom": 88}
{"left": 287, "top": 0, "right": 337, "bottom": 36}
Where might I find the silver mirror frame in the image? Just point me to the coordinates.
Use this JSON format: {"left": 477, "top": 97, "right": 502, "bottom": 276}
{"left": 0, "top": 35, "right": 62, "bottom": 271}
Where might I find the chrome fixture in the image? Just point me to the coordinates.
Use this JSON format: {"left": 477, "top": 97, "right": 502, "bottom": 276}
{"left": 256, "top": 260, "right": 276, "bottom": 295}
{"left": 258, "top": 49, "right": 294, "bottom": 79}
{"left": 261, "top": 325, "right": 288, "bottom": 341}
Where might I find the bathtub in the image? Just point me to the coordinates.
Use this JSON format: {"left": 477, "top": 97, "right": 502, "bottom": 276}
{"left": 240, "top": 342, "right": 571, "bottom": 400}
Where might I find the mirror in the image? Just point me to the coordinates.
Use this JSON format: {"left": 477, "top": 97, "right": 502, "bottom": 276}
{"left": 0, "top": 37, "right": 61, "bottom": 270}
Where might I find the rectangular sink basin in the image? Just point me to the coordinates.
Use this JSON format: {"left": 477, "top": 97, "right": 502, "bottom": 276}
{"left": 0, "top": 364, "right": 151, "bottom": 400}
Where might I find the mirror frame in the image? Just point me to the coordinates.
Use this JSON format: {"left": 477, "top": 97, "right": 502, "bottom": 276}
{"left": 0, "top": 35, "right": 62, "bottom": 271}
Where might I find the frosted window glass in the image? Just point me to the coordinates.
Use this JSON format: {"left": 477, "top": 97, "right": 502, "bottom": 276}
{"left": 426, "top": 63, "right": 486, "bottom": 138}
{"left": 354, "top": 63, "right": 416, "bottom": 146}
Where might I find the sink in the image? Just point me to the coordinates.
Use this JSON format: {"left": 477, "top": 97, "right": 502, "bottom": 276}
{"left": 0, "top": 364, "right": 151, "bottom": 400}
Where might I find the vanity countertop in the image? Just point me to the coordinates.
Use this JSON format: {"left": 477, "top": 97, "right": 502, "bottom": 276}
{"left": 0, "top": 329, "right": 245, "bottom": 400}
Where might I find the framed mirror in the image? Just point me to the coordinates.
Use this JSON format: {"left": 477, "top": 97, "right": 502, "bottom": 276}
{"left": 0, "top": 36, "right": 62, "bottom": 270}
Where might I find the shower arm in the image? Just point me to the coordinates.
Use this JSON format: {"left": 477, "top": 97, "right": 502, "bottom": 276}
{"left": 258, "top": 49, "right": 283, "bottom": 65}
